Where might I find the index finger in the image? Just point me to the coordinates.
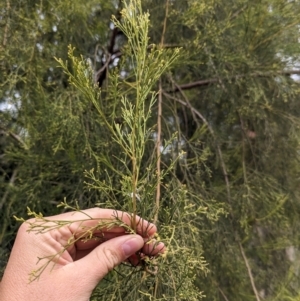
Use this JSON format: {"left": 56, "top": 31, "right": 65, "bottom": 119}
{"left": 47, "top": 208, "right": 157, "bottom": 238}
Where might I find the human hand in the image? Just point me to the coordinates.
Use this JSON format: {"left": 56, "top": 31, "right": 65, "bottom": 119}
{"left": 0, "top": 208, "right": 164, "bottom": 301}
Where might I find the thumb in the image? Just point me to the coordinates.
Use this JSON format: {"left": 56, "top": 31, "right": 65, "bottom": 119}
{"left": 70, "top": 234, "right": 144, "bottom": 289}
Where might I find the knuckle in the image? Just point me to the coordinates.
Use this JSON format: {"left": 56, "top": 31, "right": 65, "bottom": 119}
{"left": 18, "top": 220, "right": 31, "bottom": 233}
{"left": 18, "top": 217, "right": 39, "bottom": 235}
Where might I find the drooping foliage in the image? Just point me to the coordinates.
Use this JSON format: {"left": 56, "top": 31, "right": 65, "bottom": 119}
{"left": 1, "top": 0, "right": 300, "bottom": 300}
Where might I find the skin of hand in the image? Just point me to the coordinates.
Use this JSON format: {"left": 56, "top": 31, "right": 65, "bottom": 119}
{"left": 0, "top": 208, "right": 164, "bottom": 301}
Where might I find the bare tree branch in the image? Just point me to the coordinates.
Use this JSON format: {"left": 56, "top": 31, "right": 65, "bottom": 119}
{"left": 2, "top": 0, "right": 10, "bottom": 47}
{"left": 218, "top": 286, "right": 230, "bottom": 301}
{"left": 0, "top": 126, "right": 28, "bottom": 150}
{"left": 239, "top": 242, "right": 261, "bottom": 301}
{"left": 163, "top": 91, "right": 231, "bottom": 201}
{"left": 163, "top": 91, "right": 262, "bottom": 300}
{"left": 154, "top": 82, "right": 162, "bottom": 226}
{"left": 167, "top": 70, "right": 300, "bottom": 93}
{"left": 0, "top": 168, "right": 17, "bottom": 211}
{"left": 168, "top": 76, "right": 199, "bottom": 127}
{"left": 154, "top": 0, "right": 169, "bottom": 226}
{"left": 94, "top": 53, "right": 111, "bottom": 83}
{"left": 96, "top": 0, "right": 123, "bottom": 87}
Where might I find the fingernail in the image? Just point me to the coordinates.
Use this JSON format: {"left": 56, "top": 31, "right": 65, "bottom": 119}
{"left": 122, "top": 236, "right": 142, "bottom": 257}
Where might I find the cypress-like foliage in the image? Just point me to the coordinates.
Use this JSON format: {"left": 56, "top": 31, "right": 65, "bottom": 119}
{"left": 1, "top": 0, "right": 300, "bottom": 300}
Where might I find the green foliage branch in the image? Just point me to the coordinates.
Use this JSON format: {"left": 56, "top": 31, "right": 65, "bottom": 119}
{"left": 12, "top": 1, "right": 212, "bottom": 300}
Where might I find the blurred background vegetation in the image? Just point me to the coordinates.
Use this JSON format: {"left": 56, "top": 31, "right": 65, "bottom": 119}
{"left": 1, "top": 0, "right": 300, "bottom": 300}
